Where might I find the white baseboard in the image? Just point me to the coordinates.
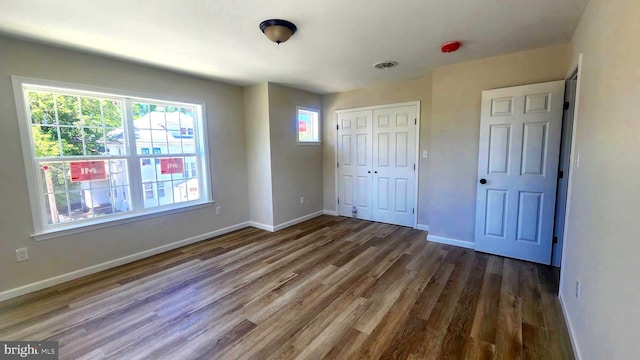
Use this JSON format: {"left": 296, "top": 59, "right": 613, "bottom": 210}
{"left": 248, "top": 221, "right": 275, "bottom": 232}
{"left": 323, "top": 209, "right": 338, "bottom": 216}
{"left": 273, "top": 211, "right": 324, "bottom": 231}
{"left": 426, "top": 234, "right": 474, "bottom": 249}
{"left": 249, "top": 211, "right": 325, "bottom": 233}
{"left": 559, "top": 292, "right": 582, "bottom": 360}
{"left": 0, "top": 222, "right": 250, "bottom": 302}
{"left": 416, "top": 224, "right": 429, "bottom": 231}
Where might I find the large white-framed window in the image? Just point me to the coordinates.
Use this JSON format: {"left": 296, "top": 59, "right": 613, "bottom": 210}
{"left": 13, "top": 77, "right": 212, "bottom": 240}
{"left": 296, "top": 106, "right": 320, "bottom": 144}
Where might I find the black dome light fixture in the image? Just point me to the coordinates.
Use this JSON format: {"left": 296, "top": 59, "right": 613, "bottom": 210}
{"left": 259, "top": 19, "right": 297, "bottom": 44}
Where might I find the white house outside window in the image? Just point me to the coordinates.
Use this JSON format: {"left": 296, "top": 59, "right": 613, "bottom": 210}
{"left": 13, "top": 78, "right": 212, "bottom": 239}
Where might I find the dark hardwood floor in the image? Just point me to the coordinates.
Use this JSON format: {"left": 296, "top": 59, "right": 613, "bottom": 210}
{"left": 0, "top": 216, "right": 574, "bottom": 359}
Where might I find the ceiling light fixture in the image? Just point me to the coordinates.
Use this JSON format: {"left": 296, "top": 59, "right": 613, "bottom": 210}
{"left": 373, "top": 61, "right": 398, "bottom": 70}
{"left": 259, "top": 19, "right": 297, "bottom": 44}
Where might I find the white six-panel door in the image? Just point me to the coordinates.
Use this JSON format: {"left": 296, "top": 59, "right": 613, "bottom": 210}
{"left": 337, "top": 104, "right": 417, "bottom": 227}
{"left": 372, "top": 106, "right": 417, "bottom": 227}
{"left": 337, "top": 110, "right": 373, "bottom": 219}
{"left": 474, "top": 80, "right": 564, "bottom": 264}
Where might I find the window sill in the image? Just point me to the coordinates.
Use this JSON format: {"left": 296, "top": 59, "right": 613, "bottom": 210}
{"left": 32, "top": 201, "right": 215, "bottom": 241}
{"left": 297, "top": 141, "right": 321, "bottom": 145}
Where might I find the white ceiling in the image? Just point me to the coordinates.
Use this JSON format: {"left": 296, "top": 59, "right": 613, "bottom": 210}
{"left": 0, "top": 0, "right": 588, "bottom": 94}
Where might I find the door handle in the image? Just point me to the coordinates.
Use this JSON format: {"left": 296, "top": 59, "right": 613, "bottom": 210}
{"left": 479, "top": 178, "right": 487, "bottom": 184}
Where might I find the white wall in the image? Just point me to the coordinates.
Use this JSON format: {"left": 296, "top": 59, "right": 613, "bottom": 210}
{"left": 0, "top": 35, "right": 249, "bottom": 294}
{"left": 322, "top": 46, "right": 570, "bottom": 237}
{"left": 243, "top": 82, "right": 324, "bottom": 229}
{"left": 429, "top": 45, "right": 570, "bottom": 243}
{"left": 322, "top": 77, "right": 432, "bottom": 226}
{"left": 268, "top": 83, "right": 323, "bottom": 225}
{"left": 560, "top": 0, "right": 640, "bottom": 358}
{"left": 244, "top": 83, "right": 274, "bottom": 227}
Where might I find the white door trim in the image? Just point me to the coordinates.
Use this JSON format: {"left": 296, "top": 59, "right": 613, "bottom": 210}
{"left": 559, "top": 54, "right": 583, "bottom": 291}
{"left": 334, "top": 101, "right": 420, "bottom": 228}
{"left": 335, "top": 101, "right": 421, "bottom": 114}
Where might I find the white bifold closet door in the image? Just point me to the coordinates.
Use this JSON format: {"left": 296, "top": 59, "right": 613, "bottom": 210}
{"left": 337, "top": 104, "right": 417, "bottom": 227}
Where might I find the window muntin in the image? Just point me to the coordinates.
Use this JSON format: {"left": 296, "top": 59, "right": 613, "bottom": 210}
{"left": 297, "top": 107, "right": 320, "bottom": 144}
{"left": 17, "top": 80, "right": 210, "bottom": 236}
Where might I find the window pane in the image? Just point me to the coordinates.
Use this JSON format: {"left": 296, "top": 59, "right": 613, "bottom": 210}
{"left": 43, "top": 193, "right": 70, "bottom": 225}
{"left": 59, "top": 127, "right": 84, "bottom": 156}
{"left": 84, "top": 186, "right": 112, "bottom": 216}
{"left": 108, "top": 159, "right": 129, "bottom": 186}
{"left": 112, "top": 185, "right": 132, "bottom": 212}
{"left": 186, "top": 178, "right": 200, "bottom": 201}
{"left": 143, "top": 181, "right": 158, "bottom": 208}
{"left": 132, "top": 103, "right": 197, "bottom": 155}
{"left": 68, "top": 191, "right": 85, "bottom": 221}
{"left": 140, "top": 157, "right": 157, "bottom": 181}
{"left": 157, "top": 181, "right": 167, "bottom": 199}
{"left": 83, "top": 127, "right": 106, "bottom": 155}
{"left": 80, "top": 97, "right": 102, "bottom": 127}
{"left": 102, "top": 99, "right": 124, "bottom": 128}
{"left": 297, "top": 108, "right": 320, "bottom": 143}
{"left": 55, "top": 95, "right": 81, "bottom": 126}
{"left": 28, "top": 92, "right": 56, "bottom": 125}
{"left": 184, "top": 157, "right": 197, "bottom": 179}
{"left": 32, "top": 126, "right": 60, "bottom": 157}
{"left": 174, "top": 182, "right": 188, "bottom": 203}
{"left": 40, "top": 162, "right": 67, "bottom": 193}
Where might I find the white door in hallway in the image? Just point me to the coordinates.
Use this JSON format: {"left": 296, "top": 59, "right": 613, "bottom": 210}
{"left": 337, "top": 103, "right": 418, "bottom": 227}
{"left": 372, "top": 106, "right": 417, "bottom": 227}
{"left": 474, "top": 80, "right": 564, "bottom": 264}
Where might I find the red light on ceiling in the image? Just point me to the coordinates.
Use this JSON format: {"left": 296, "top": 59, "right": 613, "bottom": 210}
{"left": 441, "top": 41, "right": 462, "bottom": 53}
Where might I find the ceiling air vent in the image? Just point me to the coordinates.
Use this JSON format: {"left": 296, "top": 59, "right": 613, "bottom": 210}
{"left": 372, "top": 61, "right": 398, "bottom": 70}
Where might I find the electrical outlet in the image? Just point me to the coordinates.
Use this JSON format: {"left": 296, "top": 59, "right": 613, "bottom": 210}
{"left": 300, "top": 196, "right": 305, "bottom": 205}
{"left": 422, "top": 150, "right": 428, "bottom": 159}
{"left": 575, "top": 281, "right": 580, "bottom": 300}
{"left": 216, "top": 206, "right": 222, "bottom": 215}
{"left": 16, "top": 248, "right": 29, "bottom": 262}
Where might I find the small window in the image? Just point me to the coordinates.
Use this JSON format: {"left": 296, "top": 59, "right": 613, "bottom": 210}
{"left": 297, "top": 107, "right": 320, "bottom": 144}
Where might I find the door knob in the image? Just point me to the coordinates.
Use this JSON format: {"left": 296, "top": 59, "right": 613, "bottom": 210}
{"left": 374, "top": 171, "right": 378, "bottom": 174}
{"left": 479, "top": 178, "right": 487, "bottom": 184}
{"left": 367, "top": 171, "right": 371, "bottom": 173}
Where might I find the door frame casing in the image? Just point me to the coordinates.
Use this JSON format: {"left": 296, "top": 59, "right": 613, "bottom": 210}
{"left": 334, "top": 101, "right": 421, "bottom": 228}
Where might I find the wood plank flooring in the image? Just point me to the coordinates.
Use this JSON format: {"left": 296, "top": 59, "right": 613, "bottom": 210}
{"left": 0, "top": 216, "right": 574, "bottom": 359}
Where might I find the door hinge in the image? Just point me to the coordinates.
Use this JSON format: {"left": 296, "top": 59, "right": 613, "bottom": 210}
{"left": 336, "top": 124, "right": 339, "bottom": 130}
{"left": 337, "top": 162, "right": 339, "bottom": 168}
{"left": 412, "top": 208, "right": 415, "bottom": 214}
{"left": 337, "top": 198, "right": 340, "bottom": 205}
{"left": 413, "top": 164, "right": 416, "bottom": 170}
{"left": 415, "top": 118, "right": 417, "bottom": 125}
{"left": 558, "top": 170, "right": 564, "bottom": 179}
{"left": 564, "top": 101, "right": 570, "bottom": 110}
{"left": 553, "top": 236, "right": 558, "bottom": 244}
